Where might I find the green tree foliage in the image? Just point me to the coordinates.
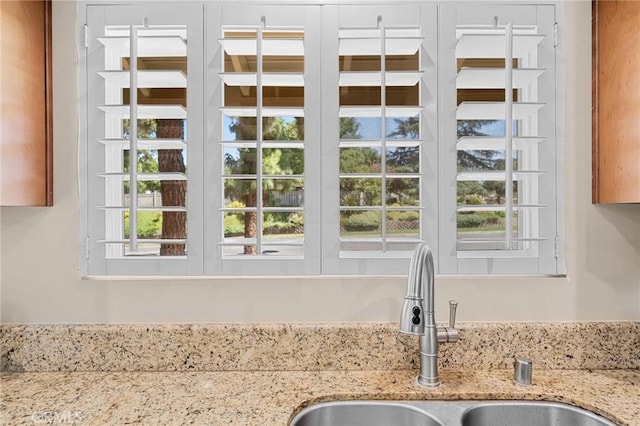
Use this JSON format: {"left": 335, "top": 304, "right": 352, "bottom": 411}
{"left": 457, "top": 181, "right": 485, "bottom": 204}
{"left": 386, "top": 117, "right": 420, "bottom": 205}
{"left": 388, "top": 116, "right": 419, "bottom": 139}
{"left": 339, "top": 116, "right": 360, "bottom": 139}
{"left": 387, "top": 116, "right": 419, "bottom": 172}
{"left": 339, "top": 116, "right": 422, "bottom": 208}
{"left": 224, "top": 116, "right": 304, "bottom": 254}
{"left": 456, "top": 120, "right": 522, "bottom": 232}
{"left": 224, "top": 116, "right": 304, "bottom": 198}
{"left": 457, "top": 119, "right": 507, "bottom": 207}
{"left": 123, "top": 119, "right": 161, "bottom": 194}
{"left": 457, "top": 119, "right": 499, "bottom": 170}
{"left": 339, "top": 147, "right": 380, "bottom": 173}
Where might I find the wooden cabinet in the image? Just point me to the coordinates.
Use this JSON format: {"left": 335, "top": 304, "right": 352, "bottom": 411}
{"left": 0, "top": 0, "right": 53, "bottom": 206}
{"left": 592, "top": 0, "right": 640, "bottom": 204}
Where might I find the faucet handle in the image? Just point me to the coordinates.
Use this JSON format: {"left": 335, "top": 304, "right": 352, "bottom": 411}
{"left": 448, "top": 300, "right": 459, "bottom": 329}
{"left": 438, "top": 300, "right": 460, "bottom": 343}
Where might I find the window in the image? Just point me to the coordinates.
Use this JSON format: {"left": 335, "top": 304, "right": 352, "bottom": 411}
{"left": 321, "top": 4, "right": 436, "bottom": 275}
{"left": 82, "top": 4, "right": 203, "bottom": 275}
{"left": 211, "top": 4, "right": 322, "bottom": 275}
{"left": 338, "top": 21, "right": 423, "bottom": 254}
{"left": 79, "top": 1, "right": 563, "bottom": 276}
{"left": 438, "top": 3, "right": 562, "bottom": 274}
{"left": 219, "top": 28, "right": 306, "bottom": 259}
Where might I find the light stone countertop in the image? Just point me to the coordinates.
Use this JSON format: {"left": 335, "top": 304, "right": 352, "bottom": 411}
{"left": 2, "top": 368, "right": 639, "bottom": 425}
{"left": 2, "top": 322, "right": 639, "bottom": 425}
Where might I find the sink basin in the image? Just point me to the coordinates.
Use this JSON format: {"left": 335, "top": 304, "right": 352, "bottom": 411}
{"left": 289, "top": 401, "right": 443, "bottom": 426}
{"left": 289, "top": 400, "right": 618, "bottom": 426}
{"left": 461, "top": 401, "right": 617, "bottom": 426}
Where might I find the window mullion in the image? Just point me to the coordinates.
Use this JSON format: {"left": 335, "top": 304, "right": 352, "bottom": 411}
{"left": 504, "top": 22, "right": 514, "bottom": 250}
{"left": 380, "top": 24, "right": 387, "bottom": 251}
{"left": 437, "top": 3, "right": 459, "bottom": 274}
{"left": 204, "top": 3, "right": 223, "bottom": 275}
{"left": 129, "top": 25, "right": 139, "bottom": 253}
{"left": 256, "top": 25, "right": 264, "bottom": 254}
{"left": 186, "top": 2, "right": 205, "bottom": 275}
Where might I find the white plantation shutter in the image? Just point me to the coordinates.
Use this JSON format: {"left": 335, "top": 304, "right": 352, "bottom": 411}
{"left": 84, "top": 4, "right": 204, "bottom": 275}
{"left": 439, "top": 4, "right": 562, "bottom": 275}
{"left": 210, "top": 5, "right": 321, "bottom": 275}
{"left": 79, "top": 1, "right": 562, "bottom": 277}
{"left": 321, "top": 4, "right": 438, "bottom": 275}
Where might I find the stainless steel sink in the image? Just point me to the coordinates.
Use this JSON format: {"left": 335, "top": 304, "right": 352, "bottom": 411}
{"left": 288, "top": 401, "right": 444, "bottom": 426}
{"left": 460, "top": 401, "right": 617, "bottom": 426}
{"left": 289, "top": 400, "right": 618, "bottom": 426}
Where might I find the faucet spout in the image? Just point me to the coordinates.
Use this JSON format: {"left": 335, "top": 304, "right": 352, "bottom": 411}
{"left": 399, "top": 243, "right": 428, "bottom": 335}
{"left": 399, "top": 243, "right": 459, "bottom": 388}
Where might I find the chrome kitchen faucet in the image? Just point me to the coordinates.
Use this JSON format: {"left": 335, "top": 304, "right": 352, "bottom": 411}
{"left": 399, "top": 243, "right": 459, "bottom": 387}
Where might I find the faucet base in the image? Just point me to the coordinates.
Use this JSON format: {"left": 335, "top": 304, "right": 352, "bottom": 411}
{"left": 416, "top": 375, "right": 440, "bottom": 388}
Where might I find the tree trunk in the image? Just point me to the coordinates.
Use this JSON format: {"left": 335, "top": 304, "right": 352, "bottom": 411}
{"left": 243, "top": 192, "right": 257, "bottom": 255}
{"left": 156, "top": 119, "right": 186, "bottom": 256}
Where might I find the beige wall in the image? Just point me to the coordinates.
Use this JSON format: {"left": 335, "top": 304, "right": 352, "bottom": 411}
{"left": 1, "top": 0, "right": 639, "bottom": 324}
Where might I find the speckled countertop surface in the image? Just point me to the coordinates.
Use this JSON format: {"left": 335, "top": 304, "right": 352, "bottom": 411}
{"left": 2, "top": 368, "right": 639, "bottom": 425}
{"left": 2, "top": 323, "right": 639, "bottom": 425}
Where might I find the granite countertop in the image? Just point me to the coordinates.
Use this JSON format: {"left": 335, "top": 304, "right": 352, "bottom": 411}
{"left": 2, "top": 322, "right": 639, "bottom": 425}
{"left": 2, "top": 368, "right": 639, "bottom": 425}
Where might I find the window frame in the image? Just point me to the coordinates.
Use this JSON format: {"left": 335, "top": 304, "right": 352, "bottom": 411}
{"left": 78, "top": 0, "right": 564, "bottom": 277}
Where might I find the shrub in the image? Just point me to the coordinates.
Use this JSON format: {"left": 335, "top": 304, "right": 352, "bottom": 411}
{"left": 226, "top": 200, "right": 246, "bottom": 221}
{"left": 341, "top": 193, "right": 360, "bottom": 207}
{"left": 387, "top": 210, "right": 419, "bottom": 221}
{"left": 343, "top": 211, "right": 381, "bottom": 232}
{"left": 457, "top": 213, "right": 485, "bottom": 229}
{"left": 464, "top": 194, "right": 485, "bottom": 205}
{"left": 287, "top": 212, "right": 304, "bottom": 226}
{"left": 482, "top": 212, "right": 502, "bottom": 225}
{"left": 226, "top": 201, "right": 245, "bottom": 209}
{"left": 264, "top": 221, "right": 300, "bottom": 235}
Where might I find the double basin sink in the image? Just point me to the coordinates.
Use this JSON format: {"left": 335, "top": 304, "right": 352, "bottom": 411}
{"left": 289, "top": 400, "right": 618, "bottom": 426}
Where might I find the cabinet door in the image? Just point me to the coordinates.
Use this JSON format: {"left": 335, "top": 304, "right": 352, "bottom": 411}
{"left": 592, "top": 0, "right": 640, "bottom": 204}
{"left": 0, "top": 0, "right": 53, "bottom": 206}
